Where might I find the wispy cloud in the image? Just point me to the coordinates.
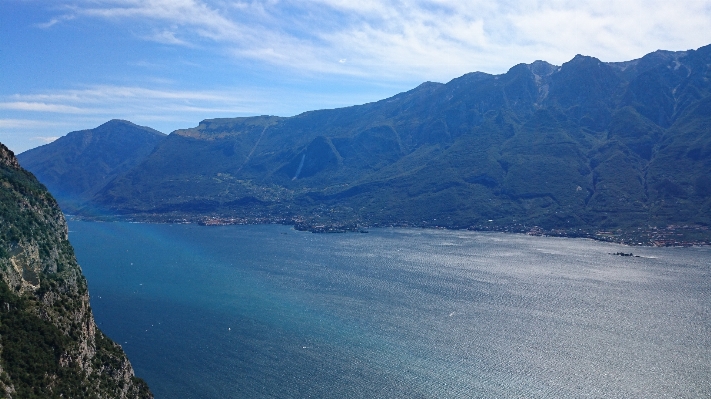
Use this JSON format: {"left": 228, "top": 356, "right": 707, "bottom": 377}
{"left": 9, "top": 86, "right": 224, "bottom": 103}
{"left": 30, "top": 136, "right": 60, "bottom": 144}
{"left": 2, "top": 85, "right": 264, "bottom": 118}
{"left": 0, "top": 102, "right": 89, "bottom": 113}
{"left": 0, "top": 83, "right": 265, "bottom": 152}
{"left": 35, "top": 13, "right": 76, "bottom": 29}
{"left": 7, "top": 1, "right": 708, "bottom": 155}
{"left": 142, "top": 30, "right": 193, "bottom": 46}
{"left": 0, "top": 119, "right": 72, "bottom": 153}
{"left": 0, "top": 82, "right": 381, "bottom": 134}
{"left": 0, "top": 119, "right": 69, "bottom": 129}
{"left": 38, "top": 0, "right": 711, "bottom": 80}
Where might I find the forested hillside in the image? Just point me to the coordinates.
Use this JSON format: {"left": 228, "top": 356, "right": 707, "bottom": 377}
{"left": 19, "top": 45, "right": 711, "bottom": 245}
{"left": 1, "top": 143, "right": 152, "bottom": 398}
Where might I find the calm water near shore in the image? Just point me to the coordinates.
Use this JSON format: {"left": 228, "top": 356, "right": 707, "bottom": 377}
{"left": 68, "top": 221, "right": 711, "bottom": 398}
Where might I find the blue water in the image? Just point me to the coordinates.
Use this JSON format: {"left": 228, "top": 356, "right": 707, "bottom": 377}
{"left": 68, "top": 222, "right": 711, "bottom": 398}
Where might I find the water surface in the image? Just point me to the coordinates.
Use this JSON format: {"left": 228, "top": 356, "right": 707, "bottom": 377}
{"left": 68, "top": 222, "right": 711, "bottom": 398}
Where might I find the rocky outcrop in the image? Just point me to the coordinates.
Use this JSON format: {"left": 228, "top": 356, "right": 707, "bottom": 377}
{"left": 0, "top": 142, "right": 152, "bottom": 398}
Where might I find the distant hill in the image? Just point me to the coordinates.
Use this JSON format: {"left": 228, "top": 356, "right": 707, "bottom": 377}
{"left": 0, "top": 143, "right": 152, "bottom": 397}
{"left": 18, "top": 119, "right": 165, "bottom": 212}
{"left": 20, "top": 45, "right": 711, "bottom": 245}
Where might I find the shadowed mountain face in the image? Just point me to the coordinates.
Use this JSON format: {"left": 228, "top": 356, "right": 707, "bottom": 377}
{"left": 19, "top": 45, "right": 711, "bottom": 242}
{"left": 17, "top": 120, "right": 165, "bottom": 212}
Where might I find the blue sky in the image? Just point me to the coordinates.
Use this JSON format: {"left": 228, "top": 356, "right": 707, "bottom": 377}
{"left": 2, "top": 0, "right": 710, "bottom": 153}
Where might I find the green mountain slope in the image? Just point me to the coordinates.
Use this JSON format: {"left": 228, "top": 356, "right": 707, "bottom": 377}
{"left": 0, "top": 143, "right": 152, "bottom": 398}
{"left": 20, "top": 44, "right": 711, "bottom": 245}
{"left": 17, "top": 120, "right": 165, "bottom": 213}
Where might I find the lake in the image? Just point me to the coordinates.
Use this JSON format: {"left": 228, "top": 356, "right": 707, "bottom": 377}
{"left": 68, "top": 221, "right": 711, "bottom": 398}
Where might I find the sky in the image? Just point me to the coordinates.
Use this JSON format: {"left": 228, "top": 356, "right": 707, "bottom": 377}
{"left": 2, "top": 0, "right": 710, "bottom": 153}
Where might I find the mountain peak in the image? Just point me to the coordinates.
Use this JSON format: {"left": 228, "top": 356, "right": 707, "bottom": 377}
{"left": 93, "top": 119, "right": 165, "bottom": 136}
{"left": 406, "top": 81, "right": 445, "bottom": 94}
{"left": 102, "top": 118, "right": 137, "bottom": 127}
{"left": 528, "top": 60, "right": 557, "bottom": 76}
{"left": 564, "top": 54, "right": 604, "bottom": 68}
{"left": 17, "top": 120, "right": 167, "bottom": 210}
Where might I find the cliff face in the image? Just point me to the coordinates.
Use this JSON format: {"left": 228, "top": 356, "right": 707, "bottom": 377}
{"left": 0, "top": 143, "right": 152, "bottom": 398}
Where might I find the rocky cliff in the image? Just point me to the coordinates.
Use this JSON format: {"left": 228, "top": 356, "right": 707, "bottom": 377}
{"left": 0, "top": 143, "right": 152, "bottom": 398}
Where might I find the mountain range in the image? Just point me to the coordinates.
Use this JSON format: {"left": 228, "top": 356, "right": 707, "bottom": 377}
{"left": 19, "top": 44, "right": 711, "bottom": 245}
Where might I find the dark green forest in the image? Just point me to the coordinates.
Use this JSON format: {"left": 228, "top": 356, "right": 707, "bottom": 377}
{"left": 1, "top": 143, "right": 152, "bottom": 398}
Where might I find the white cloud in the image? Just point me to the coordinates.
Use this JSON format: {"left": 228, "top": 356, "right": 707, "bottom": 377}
{"left": 0, "top": 83, "right": 383, "bottom": 130}
{"left": 0, "top": 81, "right": 393, "bottom": 153}
{"left": 0, "top": 120, "right": 73, "bottom": 153}
{"left": 77, "top": 0, "right": 250, "bottom": 43}
{"left": 8, "top": 0, "right": 709, "bottom": 154}
{"left": 41, "top": 0, "right": 709, "bottom": 81}
{"left": 505, "top": 0, "right": 711, "bottom": 63}
{"left": 31, "top": 136, "right": 60, "bottom": 144}
{"left": 142, "top": 30, "right": 193, "bottom": 46}
{"left": 0, "top": 119, "right": 68, "bottom": 129}
{"left": 0, "top": 102, "right": 89, "bottom": 113}
{"left": 9, "top": 86, "right": 235, "bottom": 104}
{"left": 35, "top": 14, "right": 76, "bottom": 29}
{"left": 0, "top": 86, "right": 262, "bottom": 127}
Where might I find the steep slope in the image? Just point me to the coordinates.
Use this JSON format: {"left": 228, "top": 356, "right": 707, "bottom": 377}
{"left": 18, "top": 120, "right": 165, "bottom": 213}
{"left": 25, "top": 44, "right": 711, "bottom": 244}
{"left": 0, "top": 143, "right": 152, "bottom": 398}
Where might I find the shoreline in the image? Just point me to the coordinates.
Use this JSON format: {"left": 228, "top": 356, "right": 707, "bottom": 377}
{"left": 65, "top": 213, "right": 711, "bottom": 248}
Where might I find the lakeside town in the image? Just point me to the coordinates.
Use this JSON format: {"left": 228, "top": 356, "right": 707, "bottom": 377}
{"left": 153, "top": 213, "right": 711, "bottom": 247}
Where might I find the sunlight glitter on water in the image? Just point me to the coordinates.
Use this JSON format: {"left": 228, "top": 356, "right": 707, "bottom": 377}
{"left": 70, "top": 223, "right": 711, "bottom": 399}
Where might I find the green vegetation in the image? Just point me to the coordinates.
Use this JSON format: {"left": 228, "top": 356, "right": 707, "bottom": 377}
{"left": 17, "top": 120, "right": 165, "bottom": 214}
{"left": 18, "top": 45, "right": 711, "bottom": 245}
{"left": 0, "top": 155, "right": 58, "bottom": 256}
{"left": 1, "top": 143, "right": 152, "bottom": 398}
{"left": 0, "top": 280, "right": 82, "bottom": 399}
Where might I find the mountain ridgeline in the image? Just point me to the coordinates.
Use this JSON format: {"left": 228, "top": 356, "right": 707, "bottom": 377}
{"left": 0, "top": 143, "right": 152, "bottom": 398}
{"left": 19, "top": 44, "right": 711, "bottom": 245}
{"left": 18, "top": 120, "right": 165, "bottom": 213}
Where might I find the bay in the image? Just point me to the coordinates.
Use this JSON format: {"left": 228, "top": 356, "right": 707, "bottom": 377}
{"left": 68, "top": 221, "right": 711, "bottom": 398}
